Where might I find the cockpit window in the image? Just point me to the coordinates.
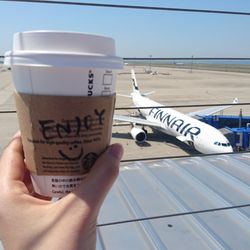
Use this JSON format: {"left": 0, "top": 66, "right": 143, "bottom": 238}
{"left": 214, "top": 141, "right": 231, "bottom": 147}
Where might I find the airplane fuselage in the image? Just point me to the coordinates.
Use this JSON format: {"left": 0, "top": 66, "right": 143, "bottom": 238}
{"left": 132, "top": 92, "right": 233, "bottom": 154}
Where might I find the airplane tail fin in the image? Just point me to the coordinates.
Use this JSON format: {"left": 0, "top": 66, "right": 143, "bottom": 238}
{"left": 131, "top": 69, "right": 141, "bottom": 94}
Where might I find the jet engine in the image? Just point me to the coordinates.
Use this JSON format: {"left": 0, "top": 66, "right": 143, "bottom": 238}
{"left": 130, "top": 127, "right": 147, "bottom": 143}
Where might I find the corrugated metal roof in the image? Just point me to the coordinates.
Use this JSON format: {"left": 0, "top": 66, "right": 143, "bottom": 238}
{"left": 97, "top": 153, "right": 250, "bottom": 250}
{"left": 0, "top": 153, "right": 249, "bottom": 250}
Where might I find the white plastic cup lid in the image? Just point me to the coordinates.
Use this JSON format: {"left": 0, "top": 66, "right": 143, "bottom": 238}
{"left": 4, "top": 30, "right": 123, "bottom": 69}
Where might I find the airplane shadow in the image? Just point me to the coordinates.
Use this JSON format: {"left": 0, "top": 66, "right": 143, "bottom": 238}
{"left": 112, "top": 132, "right": 131, "bottom": 140}
{"left": 136, "top": 141, "right": 151, "bottom": 147}
{"left": 112, "top": 130, "right": 200, "bottom": 155}
{"left": 150, "top": 129, "right": 200, "bottom": 155}
{"left": 112, "top": 132, "right": 152, "bottom": 147}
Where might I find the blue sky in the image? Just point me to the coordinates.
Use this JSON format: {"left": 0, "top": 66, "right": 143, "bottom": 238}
{"left": 1, "top": 0, "right": 250, "bottom": 58}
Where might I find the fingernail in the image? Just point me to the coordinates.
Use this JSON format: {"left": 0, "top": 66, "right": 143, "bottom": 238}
{"left": 12, "top": 131, "right": 21, "bottom": 139}
{"left": 108, "top": 144, "right": 124, "bottom": 160}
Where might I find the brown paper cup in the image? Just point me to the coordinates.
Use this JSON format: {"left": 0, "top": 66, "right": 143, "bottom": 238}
{"left": 5, "top": 31, "right": 123, "bottom": 197}
{"left": 15, "top": 93, "right": 116, "bottom": 196}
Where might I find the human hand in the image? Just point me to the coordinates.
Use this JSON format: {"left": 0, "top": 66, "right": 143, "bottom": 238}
{"left": 0, "top": 132, "right": 123, "bottom": 250}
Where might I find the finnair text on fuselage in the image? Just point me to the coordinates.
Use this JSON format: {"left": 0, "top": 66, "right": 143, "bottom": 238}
{"left": 148, "top": 107, "right": 201, "bottom": 141}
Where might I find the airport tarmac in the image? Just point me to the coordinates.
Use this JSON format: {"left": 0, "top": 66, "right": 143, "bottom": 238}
{"left": 113, "top": 65, "right": 250, "bottom": 160}
{"left": 0, "top": 65, "right": 250, "bottom": 160}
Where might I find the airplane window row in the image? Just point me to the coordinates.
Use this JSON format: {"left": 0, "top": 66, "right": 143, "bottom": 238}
{"left": 214, "top": 142, "right": 231, "bottom": 147}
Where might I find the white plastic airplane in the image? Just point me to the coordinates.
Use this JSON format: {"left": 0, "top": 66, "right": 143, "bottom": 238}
{"left": 114, "top": 69, "right": 234, "bottom": 154}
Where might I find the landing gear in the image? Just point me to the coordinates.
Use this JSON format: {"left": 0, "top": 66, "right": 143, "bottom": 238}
{"left": 142, "top": 127, "right": 148, "bottom": 135}
{"left": 188, "top": 141, "right": 194, "bottom": 148}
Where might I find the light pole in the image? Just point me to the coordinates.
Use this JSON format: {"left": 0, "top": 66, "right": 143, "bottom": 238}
{"left": 149, "top": 55, "right": 152, "bottom": 73}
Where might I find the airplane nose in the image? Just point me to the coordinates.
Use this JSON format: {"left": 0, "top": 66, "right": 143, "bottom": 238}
{"left": 200, "top": 142, "right": 234, "bottom": 154}
{"left": 217, "top": 145, "right": 233, "bottom": 153}
{"left": 226, "top": 146, "right": 233, "bottom": 153}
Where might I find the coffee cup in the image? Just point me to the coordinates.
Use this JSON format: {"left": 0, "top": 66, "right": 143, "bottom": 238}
{"left": 4, "top": 30, "right": 123, "bottom": 197}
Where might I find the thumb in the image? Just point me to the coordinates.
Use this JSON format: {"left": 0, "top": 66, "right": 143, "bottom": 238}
{"left": 0, "top": 131, "right": 25, "bottom": 182}
{"left": 63, "top": 143, "right": 123, "bottom": 209}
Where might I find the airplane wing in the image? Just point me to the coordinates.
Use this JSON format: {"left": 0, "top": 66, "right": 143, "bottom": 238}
{"left": 142, "top": 91, "right": 155, "bottom": 96}
{"left": 117, "top": 93, "right": 132, "bottom": 98}
{"left": 117, "top": 91, "right": 155, "bottom": 98}
{"left": 114, "top": 114, "right": 163, "bottom": 129}
{"left": 188, "top": 98, "right": 238, "bottom": 118}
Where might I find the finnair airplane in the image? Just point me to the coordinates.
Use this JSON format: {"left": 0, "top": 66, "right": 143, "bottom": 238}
{"left": 114, "top": 69, "right": 234, "bottom": 154}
